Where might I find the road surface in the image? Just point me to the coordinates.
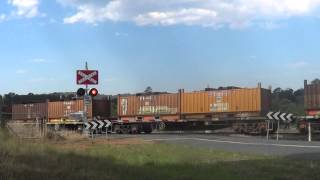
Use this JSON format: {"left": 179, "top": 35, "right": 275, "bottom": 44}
{"left": 106, "top": 133, "right": 320, "bottom": 159}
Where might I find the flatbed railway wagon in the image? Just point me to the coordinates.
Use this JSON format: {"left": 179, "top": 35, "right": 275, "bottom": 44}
{"left": 115, "top": 84, "right": 273, "bottom": 134}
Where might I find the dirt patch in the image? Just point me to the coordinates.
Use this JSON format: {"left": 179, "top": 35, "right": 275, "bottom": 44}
{"left": 51, "top": 138, "right": 153, "bottom": 150}
{"left": 43, "top": 132, "right": 153, "bottom": 150}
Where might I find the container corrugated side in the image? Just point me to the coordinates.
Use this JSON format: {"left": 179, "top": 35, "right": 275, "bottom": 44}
{"left": 181, "top": 88, "right": 269, "bottom": 115}
{"left": 118, "top": 93, "right": 179, "bottom": 118}
{"left": 305, "top": 83, "right": 320, "bottom": 110}
{"left": 48, "top": 100, "right": 92, "bottom": 119}
{"left": 92, "top": 99, "right": 110, "bottom": 118}
{"left": 260, "top": 88, "right": 271, "bottom": 113}
{"left": 12, "top": 103, "right": 48, "bottom": 120}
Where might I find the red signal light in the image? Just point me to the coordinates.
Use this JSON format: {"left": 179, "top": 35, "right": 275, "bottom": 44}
{"left": 89, "top": 88, "right": 98, "bottom": 97}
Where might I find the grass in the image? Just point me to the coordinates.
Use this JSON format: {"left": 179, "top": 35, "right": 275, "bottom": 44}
{"left": 0, "top": 131, "right": 319, "bottom": 180}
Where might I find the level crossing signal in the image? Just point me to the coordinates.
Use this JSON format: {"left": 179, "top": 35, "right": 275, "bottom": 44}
{"left": 89, "top": 88, "right": 98, "bottom": 97}
{"left": 77, "top": 88, "right": 86, "bottom": 97}
{"left": 77, "top": 88, "right": 98, "bottom": 97}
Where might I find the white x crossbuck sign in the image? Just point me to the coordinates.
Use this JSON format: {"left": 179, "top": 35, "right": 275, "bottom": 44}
{"left": 77, "top": 70, "right": 99, "bottom": 85}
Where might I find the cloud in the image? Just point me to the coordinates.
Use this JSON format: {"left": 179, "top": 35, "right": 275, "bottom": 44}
{"left": 16, "top": 69, "right": 27, "bottom": 74}
{"left": 247, "top": 55, "right": 257, "bottom": 62}
{"left": 134, "top": 8, "right": 218, "bottom": 26}
{"left": 57, "top": 0, "right": 320, "bottom": 28}
{"left": 105, "top": 77, "right": 117, "bottom": 82}
{"left": 8, "top": 0, "right": 40, "bottom": 18}
{"left": 0, "top": 14, "right": 7, "bottom": 22}
{"left": 258, "top": 22, "right": 286, "bottom": 30}
{"left": 288, "top": 61, "right": 309, "bottom": 69}
{"left": 115, "top": 32, "right": 128, "bottom": 37}
{"left": 31, "top": 58, "right": 47, "bottom": 63}
{"left": 49, "top": 18, "right": 57, "bottom": 23}
{"left": 28, "top": 77, "right": 56, "bottom": 83}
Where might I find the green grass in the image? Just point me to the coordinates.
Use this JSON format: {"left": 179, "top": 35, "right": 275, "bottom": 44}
{"left": 0, "top": 131, "right": 319, "bottom": 180}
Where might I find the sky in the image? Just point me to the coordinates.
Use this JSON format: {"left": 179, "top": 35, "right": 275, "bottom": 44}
{"left": 1, "top": 0, "right": 320, "bottom": 95}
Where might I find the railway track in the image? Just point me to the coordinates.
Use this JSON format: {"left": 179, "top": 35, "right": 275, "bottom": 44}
{"left": 120, "top": 129, "right": 320, "bottom": 141}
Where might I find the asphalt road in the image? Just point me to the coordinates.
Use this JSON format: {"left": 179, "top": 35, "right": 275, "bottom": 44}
{"left": 107, "top": 133, "right": 320, "bottom": 159}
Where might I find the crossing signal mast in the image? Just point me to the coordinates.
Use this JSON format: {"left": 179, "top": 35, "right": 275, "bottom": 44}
{"left": 76, "top": 62, "right": 99, "bottom": 125}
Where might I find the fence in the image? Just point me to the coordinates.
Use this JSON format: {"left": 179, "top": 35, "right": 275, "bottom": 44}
{"left": 1, "top": 112, "right": 47, "bottom": 139}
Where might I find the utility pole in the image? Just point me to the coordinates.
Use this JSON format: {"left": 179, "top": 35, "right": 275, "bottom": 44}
{"left": 83, "top": 62, "right": 89, "bottom": 124}
{"left": 82, "top": 62, "right": 91, "bottom": 138}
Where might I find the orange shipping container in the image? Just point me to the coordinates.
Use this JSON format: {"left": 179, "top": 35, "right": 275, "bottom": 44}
{"left": 118, "top": 93, "right": 179, "bottom": 117}
{"left": 12, "top": 99, "right": 110, "bottom": 121}
{"left": 48, "top": 100, "right": 92, "bottom": 120}
{"left": 304, "top": 80, "right": 320, "bottom": 111}
{"left": 12, "top": 103, "right": 48, "bottom": 120}
{"left": 181, "top": 88, "right": 270, "bottom": 115}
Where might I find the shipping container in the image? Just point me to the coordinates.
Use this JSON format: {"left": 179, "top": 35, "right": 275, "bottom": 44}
{"left": 12, "top": 102, "right": 48, "bottom": 120}
{"left": 118, "top": 93, "right": 180, "bottom": 121}
{"left": 304, "top": 80, "right": 320, "bottom": 111}
{"left": 92, "top": 99, "right": 111, "bottom": 118}
{"left": 12, "top": 99, "right": 110, "bottom": 121}
{"left": 181, "top": 87, "right": 270, "bottom": 117}
{"left": 118, "top": 86, "right": 271, "bottom": 121}
{"left": 48, "top": 100, "right": 92, "bottom": 120}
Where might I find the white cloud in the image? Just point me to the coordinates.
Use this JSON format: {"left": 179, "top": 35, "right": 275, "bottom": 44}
{"left": 16, "top": 69, "right": 27, "bottom": 74}
{"left": 49, "top": 18, "right": 57, "bottom": 23}
{"left": 57, "top": 0, "right": 320, "bottom": 28}
{"left": 8, "top": 0, "right": 40, "bottom": 18}
{"left": 31, "top": 58, "right": 47, "bottom": 63}
{"left": 63, "top": 1, "right": 121, "bottom": 24}
{"left": 288, "top": 61, "right": 309, "bottom": 69}
{"left": 115, "top": 32, "right": 128, "bottom": 37}
{"left": 258, "top": 22, "right": 286, "bottom": 30}
{"left": 0, "top": 14, "right": 7, "bottom": 22}
{"left": 28, "top": 77, "right": 55, "bottom": 83}
{"left": 135, "top": 8, "right": 218, "bottom": 26}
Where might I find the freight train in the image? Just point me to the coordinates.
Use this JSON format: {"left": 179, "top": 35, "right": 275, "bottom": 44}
{"left": 11, "top": 83, "right": 276, "bottom": 134}
{"left": 9, "top": 80, "right": 320, "bottom": 134}
{"left": 115, "top": 84, "right": 272, "bottom": 134}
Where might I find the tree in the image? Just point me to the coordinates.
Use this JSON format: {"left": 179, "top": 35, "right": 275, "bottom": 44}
{"left": 311, "top": 78, "right": 320, "bottom": 85}
{"left": 273, "top": 88, "right": 282, "bottom": 95}
{"left": 293, "top": 88, "right": 304, "bottom": 97}
{"left": 271, "top": 87, "right": 305, "bottom": 115}
{"left": 279, "top": 88, "right": 294, "bottom": 102}
{"left": 144, "top": 86, "right": 153, "bottom": 94}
